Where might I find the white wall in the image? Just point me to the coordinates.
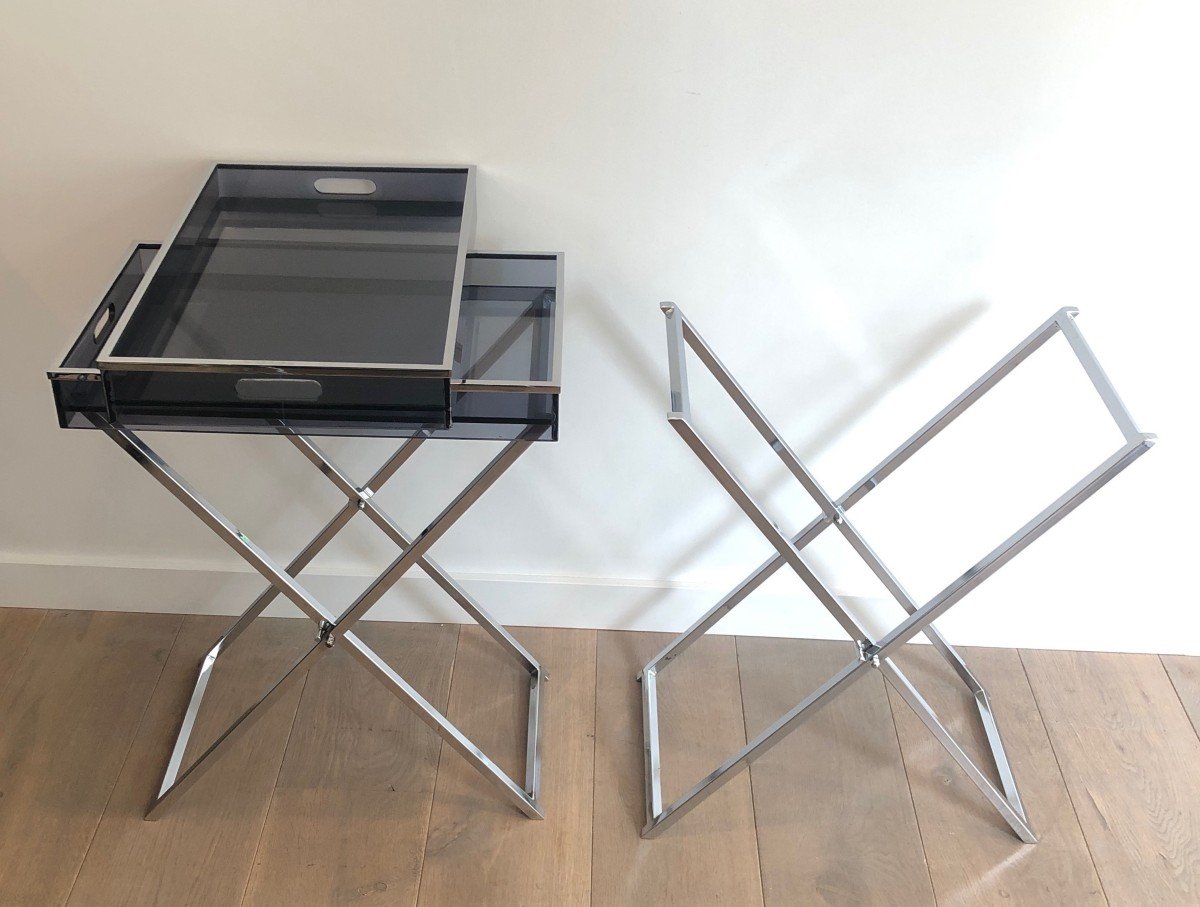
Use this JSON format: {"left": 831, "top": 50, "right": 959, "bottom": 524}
{"left": 1, "top": 0, "right": 1196, "bottom": 653}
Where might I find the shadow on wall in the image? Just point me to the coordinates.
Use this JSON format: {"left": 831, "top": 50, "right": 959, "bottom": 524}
{"left": 587, "top": 295, "right": 989, "bottom": 631}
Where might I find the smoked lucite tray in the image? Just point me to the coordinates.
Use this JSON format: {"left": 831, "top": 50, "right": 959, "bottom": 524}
{"left": 49, "top": 164, "right": 562, "bottom": 440}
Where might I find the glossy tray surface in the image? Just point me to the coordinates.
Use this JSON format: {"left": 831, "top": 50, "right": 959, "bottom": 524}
{"left": 100, "top": 164, "right": 474, "bottom": 375}
{"left": 457, "top": 254, "right": 559, "bottom": 386}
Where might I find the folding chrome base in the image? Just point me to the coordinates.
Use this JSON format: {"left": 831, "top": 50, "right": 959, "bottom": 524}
{"left": 91, "top": 416, "right": 545, "bottom": 821}
{"left": 640, "top": 305, "right": 1153, "bottom": 840}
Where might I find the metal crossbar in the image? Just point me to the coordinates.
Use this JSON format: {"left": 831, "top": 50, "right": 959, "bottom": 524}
{"left": 90, "top": 415, "right": 546, "bottom": 821}
{"left": 640, "top": 304, "right": 1154, "bottom": 839}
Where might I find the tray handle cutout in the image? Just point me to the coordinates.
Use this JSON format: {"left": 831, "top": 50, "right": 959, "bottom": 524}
{"left": 92, "top": 304, "right": 115, "bottom": 342}
{"left": 313, "top": 177, "right": 377, "bottom": 195}
{"left": 235, "top": 378, "right": 323, "bottom": 402}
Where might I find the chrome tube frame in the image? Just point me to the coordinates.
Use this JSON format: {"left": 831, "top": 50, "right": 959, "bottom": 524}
{"left": 641, "top": 304, "right": 1153, "bottom": 839}
{"left": 92, "top": 415, "right": 545, "bottom": 821}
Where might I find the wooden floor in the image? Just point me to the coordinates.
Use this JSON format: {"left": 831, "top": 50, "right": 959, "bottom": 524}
{"left": 1, "top": 608, "right": 1198, "bottom": 906}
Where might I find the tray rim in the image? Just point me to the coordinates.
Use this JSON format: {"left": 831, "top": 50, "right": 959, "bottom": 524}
{"left": 95, "top": 161, "right": 477, "bottom": 379}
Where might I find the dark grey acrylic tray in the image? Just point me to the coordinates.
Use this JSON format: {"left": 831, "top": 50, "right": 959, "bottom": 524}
{"left": 101, "top": 164, "right": 475, "bottom": 375}
{"left": 50, "top": 243, "right": 562, "bottom": 440}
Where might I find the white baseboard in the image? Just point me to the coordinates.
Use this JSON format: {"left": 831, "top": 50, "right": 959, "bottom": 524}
{"left": 0, "top": 554, "right": 1191, "bottom": 655}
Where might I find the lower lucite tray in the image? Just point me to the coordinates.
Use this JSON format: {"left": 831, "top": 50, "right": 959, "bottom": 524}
{"left": 50, "top": 245, "right": 562, "bottom": 441}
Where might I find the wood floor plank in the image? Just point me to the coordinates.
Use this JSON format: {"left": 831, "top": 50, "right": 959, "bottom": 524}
{"left": 7, "top": 604, "right": 1196, "bottom": 906}
{"left": 0, "top": 607, "right": 46, "bottom": 696}
{"left": 418, "top": 626, "right": 596, "bottom": 907}
{"left": 591, "top": 631, "right": 764, "bottom": 907}
{"left": 243, "top": 621, "right": 459, "bottom": 906}
{"left": 1162, "top": 655, "right": 1200, "bottom": 740}
{"left": 0, "top": 609, "right": 181, "bottom": 906}
{"left": 1022, "top": 649, "right": 1200, "bottom": 904}
{"left": 738, "top": 637, "right": 934, "bottom": 906}
{"left": 67, "top": 615, "right": 313, "bottom": 907}
{"left": 887, "top": 644, "right": 1104, "bottom": 905}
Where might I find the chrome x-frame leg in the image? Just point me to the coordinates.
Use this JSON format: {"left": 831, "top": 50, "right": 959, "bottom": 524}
{"left": 640, "top": 304, "right": 1154, "bottom": 839}
{"left": 91, "top": 416, "right": 546, "bottom": 821}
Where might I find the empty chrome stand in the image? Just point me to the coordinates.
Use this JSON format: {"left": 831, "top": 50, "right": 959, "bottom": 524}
{"left": 96, "top": 417, "right": 547, "bottom": 821}
{"left": 640, "top": 304, "right": 1154, "bottom": 840}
